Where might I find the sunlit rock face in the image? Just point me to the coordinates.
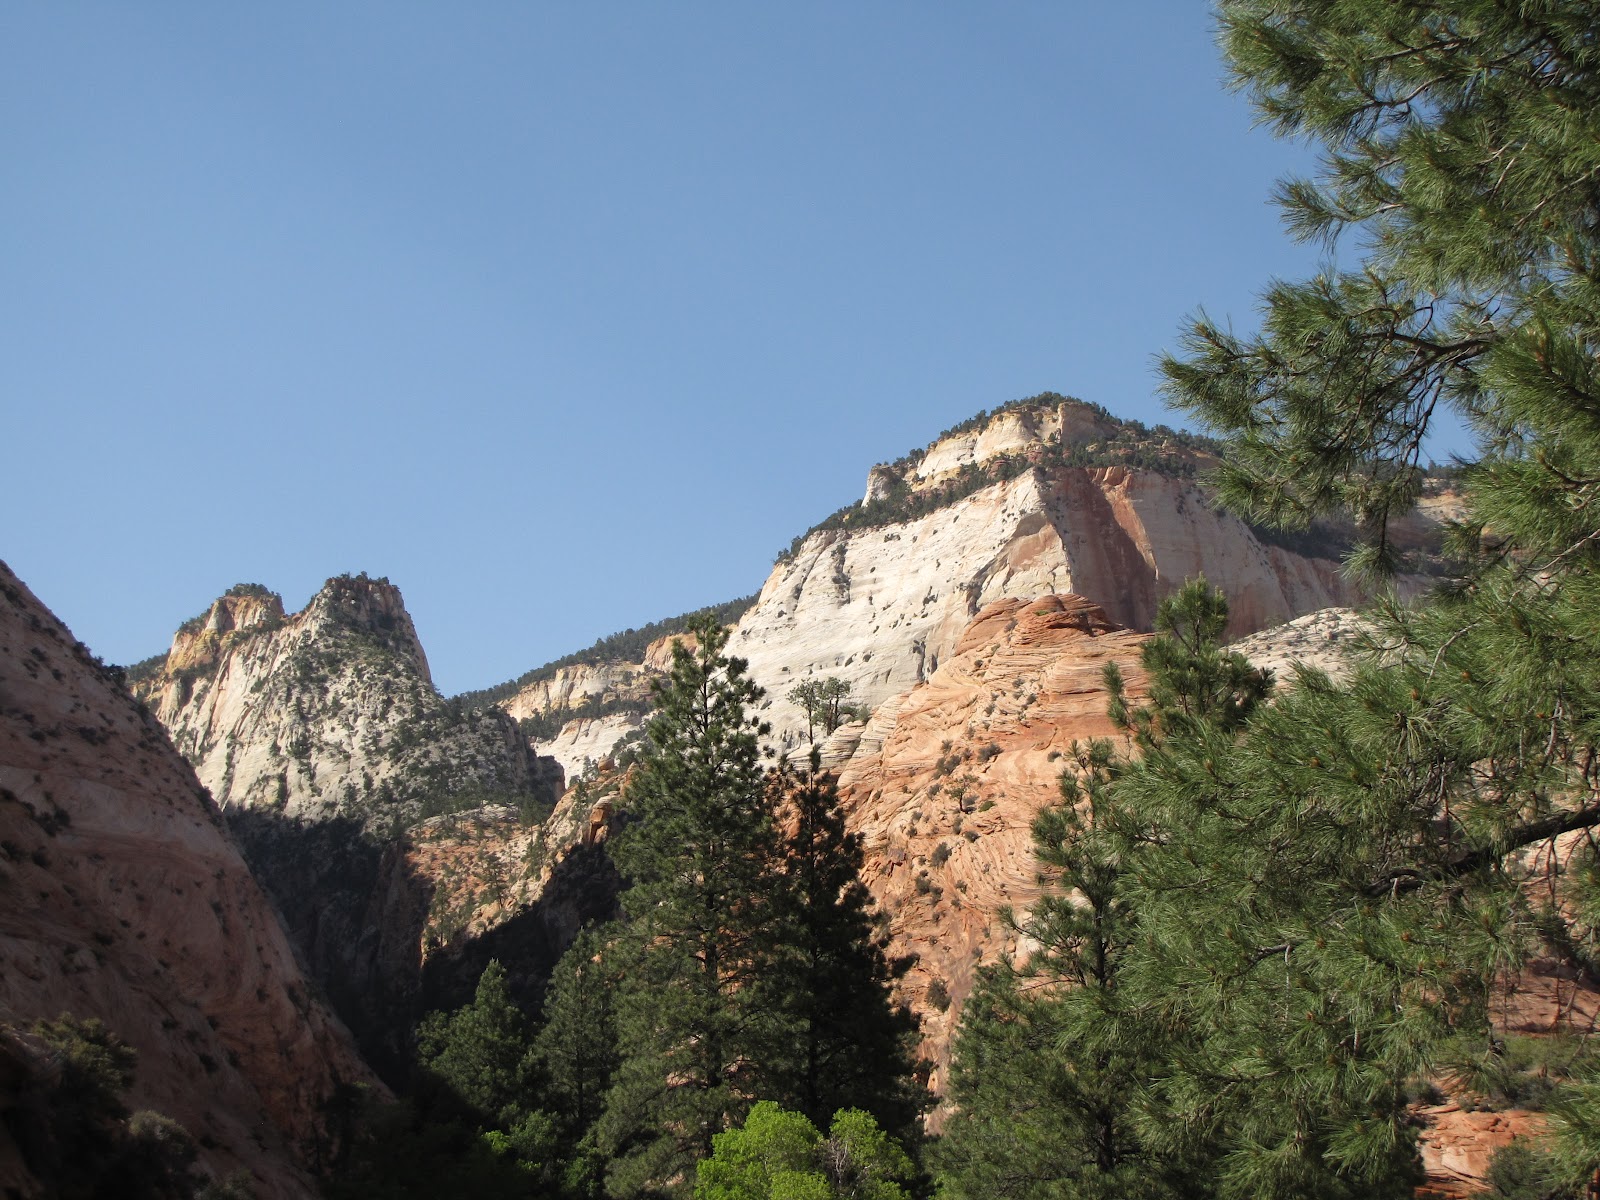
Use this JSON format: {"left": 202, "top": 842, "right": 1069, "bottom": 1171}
{"left": 827, "top": 594, "right": 1150, "bottom": 1084}
{"left": 499, "top": 632, "right": 694, "bottom": 778}
{"left": 0, "top": 560, "right": 379, "bottom": 1200}
{"left": 136, "top": 575, "right": 551, "bottom": 831}
{"left": 131, "top": 574, "right": 563, "bottom": 1073}
{"left": 731, "top": 399, "right": 1373, "bottom": 754}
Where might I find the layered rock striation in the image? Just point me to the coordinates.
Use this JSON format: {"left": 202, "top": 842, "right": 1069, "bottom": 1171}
{"left": 733, "top": 398, "right": 1374, "bottom": 752}
{"left": 0, "top": 561, "right": 378, "bottom": 1200}
{"left": 828, "top": 594, "right": 1150, "bottom": 1083}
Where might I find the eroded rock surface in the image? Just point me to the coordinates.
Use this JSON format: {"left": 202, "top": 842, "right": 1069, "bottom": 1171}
{"left": 132, "top": 575, "right": 565, "bottom": 1071}
{"left": 1226, "top": 606, "right": 1370, "bottom": 683}
{"left": 832, "top": 594, "right": 1149, "bottom": 1083}
{"left": 730, "top": 401, "right": 1379, "bottom": 752}
{"left": 136, "top": 575, "right": 553, "bottom": 830}
{"left": 0, "top": 561, "right": 378, "bottom": 1199}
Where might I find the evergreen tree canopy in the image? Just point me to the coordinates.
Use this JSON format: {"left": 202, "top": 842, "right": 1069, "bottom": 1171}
{"left": 786, "top": 679, "right": 856, "bottom": 745}
{"left": 415, "top": 959, "right": 540, "bottom": 1130}
{"left": 598, "top": 616, "right": 784, "bottom": 1197}
{"left": 535, "top": 925, "right": 621, "bottom": 1146}
{"left": 1124, "top": 0, "right": 1600, "bottom": 1193}
{"left": 761, "top": 753, "right": 924, "bottom": 1142}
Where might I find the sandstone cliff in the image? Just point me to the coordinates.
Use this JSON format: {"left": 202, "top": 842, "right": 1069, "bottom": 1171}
{"left": 132, "top": 575, "right": 565, "bottom": 1071}
{"left": 137, "top": 574, "right": 553, "bottom": 830}
{"left": 0, "top": 560, "right": 379, "bottom": 1200}
{"left": 734, "top": 399, "right": 1374, "bottom": 751}
{"left": 490, "top": 399, "right": 1394, "bottom": 762}
{"left": 500, "top": 631, "right": 702, "bottom": 778}
{"left": 828, "top": 594, "right": 1150, "bottom": 1086}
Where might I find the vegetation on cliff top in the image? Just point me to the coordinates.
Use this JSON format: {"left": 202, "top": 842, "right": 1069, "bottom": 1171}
{"left": 453, "top": 595, "right": 758, "bottom": 712}
{"left": 773, "top": 392, "right": 1228, "bottom": 563}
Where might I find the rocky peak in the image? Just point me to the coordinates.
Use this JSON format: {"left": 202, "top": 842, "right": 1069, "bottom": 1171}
{"left": 302, "top": 573, "right": 431, "bottom": 683}
{"left": 859, "top": 394, "right": 1205, "bottom": 506}
{"left": 132, "top": 570, "right": 562, "bottom": 1070}
{"left": 734, "top": 462, "right": 1367, "bottom": 753}
{"left": 165, "top": 584, "right": 286, "bottom": 675}
{"left": 137, "top": 573, "right": 543, "bottom": 830}
{"left": 901, "top": 396, "right": 1118, "bottom": 488}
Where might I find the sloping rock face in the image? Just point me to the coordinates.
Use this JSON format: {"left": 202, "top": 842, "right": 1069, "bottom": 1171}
{"left": 133, "top": 575, "right": 563, "bottom": 1072}
{"left": 735, "top": 458, "right": 1360, "bottom": 754}
{"left": 502, "top": 632, "right": 701, "bottom": 778}
{"left": 0, "top": 561, "right": 378, "bottom": 1200}
{"left": 394, "top": 776, "right": 624, "bottom": 1015}
{"left": 531, "top": 712, "right": 648, "bottom": 778}
{"left": 1226, "top": 607, "right": 1370, "bottom": 683}
{"left": 502, "top": 661, "right": 645, "bottom": 725}
{"left": 832, "top": 594, "right": 1150, "bottom": 1084}
{"left": 137, "top": 575, "right": 550, "bottom": 829}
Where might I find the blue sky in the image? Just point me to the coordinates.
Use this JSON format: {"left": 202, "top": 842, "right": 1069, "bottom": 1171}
{"left": 1, "top": 4, "right": 1460, "bottom": 694}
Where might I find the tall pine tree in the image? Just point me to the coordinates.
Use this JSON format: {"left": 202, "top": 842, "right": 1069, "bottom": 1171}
{"left": 1110, "top": 2, "right": 1600, "bottom": 1194}
{"left": 760, "top": 752, "right": 924, "bottom": 1142}
{"left": 596, "top": 616, "right": 786, "bottom": 1198}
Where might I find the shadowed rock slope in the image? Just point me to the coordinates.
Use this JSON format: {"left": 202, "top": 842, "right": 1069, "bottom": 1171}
{"left": 130, "top": 576, "right": 578, "bottom": 1071}
{"left": 0, "top": 560, "right": 379, "bottom": 1200}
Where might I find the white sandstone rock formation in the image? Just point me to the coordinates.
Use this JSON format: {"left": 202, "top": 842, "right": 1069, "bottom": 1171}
{"left": 137, "top": 575, "right": 553, "bottom": 829}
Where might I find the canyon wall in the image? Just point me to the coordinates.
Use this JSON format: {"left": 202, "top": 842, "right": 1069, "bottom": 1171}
{"left": 0, "top": 560, "right": 378, "bottom": 1200}
{"left": 137, "top": 575, "right": 554, "bottom": 830}
{"left": 734, "top": 462, "right": 1360, "bottom": 755}
{"left": 132, "top": 575, "right": 566, "bottom": 1070}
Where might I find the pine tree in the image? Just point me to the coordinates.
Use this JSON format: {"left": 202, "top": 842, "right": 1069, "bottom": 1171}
{"left": 596, "top": 615, "right": 785, "bottom": 1198}
{"left": 761, "top": 752, "right": 924, "bottom": 1141}
{"left": 936, "top": 581, "right": 1263, "bottom": 1200}
{"left": 1132, "top": 2, "right": 1600, "bottom": 1194}
{"left": 415, "top": 959, "right": 540, "bottom": 1130}
{"left": 536, "top": 926, "right": 620, "bottom": 1146}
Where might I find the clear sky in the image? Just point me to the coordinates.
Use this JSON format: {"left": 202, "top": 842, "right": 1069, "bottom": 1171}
{"left": 0, "top": 4, "right": 1465, "bottom": 694}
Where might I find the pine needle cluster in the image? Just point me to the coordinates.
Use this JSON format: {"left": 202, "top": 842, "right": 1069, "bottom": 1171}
{"left": 943, "top": 4, "right": 1600, "bottom": 1194}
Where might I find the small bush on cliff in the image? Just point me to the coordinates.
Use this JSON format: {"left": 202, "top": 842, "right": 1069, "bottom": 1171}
{"left": 6, "top": 1015, "right": 218, "bottom": 1200}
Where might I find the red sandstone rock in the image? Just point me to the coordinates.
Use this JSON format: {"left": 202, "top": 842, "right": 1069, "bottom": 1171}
{"left": 0, "top": 561, "right": 379, "bottom": 1199}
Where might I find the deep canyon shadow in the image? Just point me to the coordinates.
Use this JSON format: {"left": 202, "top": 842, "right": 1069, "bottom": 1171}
{"left": 225, "top": 808, "right": 619, "bottom": 1084}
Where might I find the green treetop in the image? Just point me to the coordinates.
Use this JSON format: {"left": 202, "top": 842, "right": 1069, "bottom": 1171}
{"left": 787, "top": 678, "right": 856, "bottom": 745}
{"left": 597, "top": 615, "right": 785, "bottom": 1197}
{"left": 1135, "top": 1, "right": 1600, "bottom": 1193}
{"left": 696, "top": 1102, "right": 913, "bottom": 1200}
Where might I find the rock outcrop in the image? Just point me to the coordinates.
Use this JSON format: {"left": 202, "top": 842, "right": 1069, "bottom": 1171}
{"left": 500, "top": 631, "right": 701, "bottom": 778}
{"left": 830, "top": 594, "right": 1150, "bottom": 1083}
{"left": 136, "top": 575, "right": 554, "bottom": 831}
{"left": 132, "top": 575, "right": 565, "bottom": 1071}
{"left": 0, "top": 561, "right": 379, "bottom": 1200}
{"left": 733, "top": 398, "right": 1378, "bottom": 751}
{"left": 1226, "top": 606, "right": 1370, "bottom": 683}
